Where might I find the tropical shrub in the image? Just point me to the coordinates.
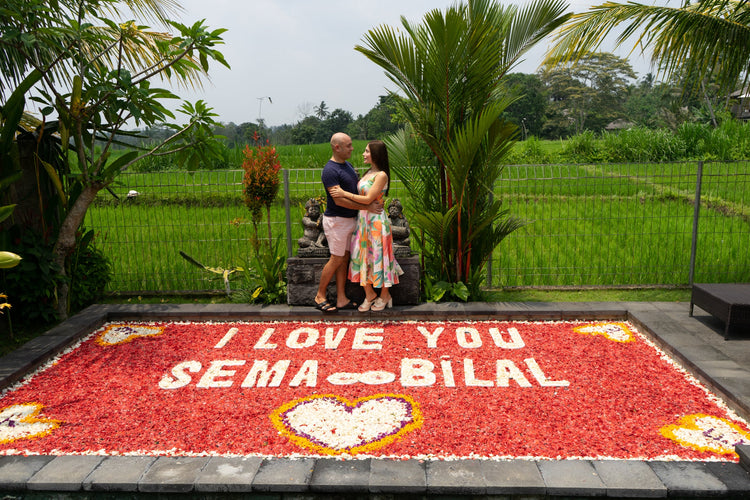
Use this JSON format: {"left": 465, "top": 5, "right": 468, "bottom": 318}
{"left": 560, "top": 130, "right": 605, "bottom": 163}
{"left": 235, "top": 237, "right": 287, "bottom": 305}
{"left": 357, "top": 0, "right": 569, "bottom": 298}
{"left": 0, "top": 0, "right": 228, "bottom": 320}
{"left": 601, "top": 127, "right": 687, "bottom": 162}
{"left": 676, "top": 121, "right": 711, "bottom": 159}
{"left": 1, "top": 231, "right": 62, "bottom": 326}
{"left": 506, "top": 136, "right": 553, "bottom": 164}
{"left": 68, "top": 232, "right": 112, "bottom": 314}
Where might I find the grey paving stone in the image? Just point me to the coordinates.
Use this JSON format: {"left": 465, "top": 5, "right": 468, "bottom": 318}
{"left": 310, "top": 458, "right": 370, "bottom": 493}
{"left": 652, "top": 302, "right": 689, "bottom": 313}
{"left": 27, "top": 455, "right": 104, "bottom": 491}
{"left": 714, "top": 342, "right": 750, "bottom": 367}
{"left": 133, "top": 304, "right": 200, "bottom": 321}
{"left": 628, "top": 310, "right": 669, "bottom": 324}
{"left": 481, "top": 459, "right": 546, "bottom": 495}
{"left": 42, "top": 304, "right": 106, "bottom": 340}
{"left": 15, "top": 334, "right": 73, "bottom": 358}
{"left": 488, "top": 302, "right": 564, "bottom": 321}
{"left": 480, "top": 302, "right": 565, "bottom": 320}
{"left": 193, "top": 303, "right": 264, "bottom": 321}
{"left": 537, "top": 460, "right": 606, "bottom": 496}
{"left": 561, "top": 306, "right": 627, "bottom": 321}
{"left": 83, "top": 456, "right": 156, "bottom": 492}
{"left": 194, "top": 456, "right": 262, "bottom": 493}
{"left": 460, "top": 302, "right": 512, "bottom": 319}
{"left": 593, "top": 460, "right": 667, "bottom": 498}
{"left": 710, "top": 370, "right": 750, "bottom": 393}
{"left": 0, "top": 455, "right": 54, "bottom": 491}
{"left": 739, "top": 444, "right": 750, "bottom": 473}
{"left": 137, "top": 456, "right": 209, "bottom": 493}
{"left": 251, "top": 458, "right": 315, "bottom": 492}
{"left": 0, "top": 338, "right": 74, "bottom": 388}
{"left": 679, "top": 344, "right": 742, "bottom": 363}
{"left": 369, "top": 458, "right": 426, "bottom": 494}
{"left": 426, "top": 459, "right": 486, "bottom": 495}
{"left": 413, "top": 302, "right": 469, "bottom": 321}
{"left": 641, "top": 321, "right": 708, "bottom": 343}
{"left": 623, "top": 302, "right": 662, "bottom": 313}
{"left": 705, "top": 462, "right": 750, "bottom": 494}
{"left": 648, "top": 461, "right": 728, "bottom": 496}
{"left": 260, "top": 304, "right": 295, "bottom": 318}
{"left": 701, "top": 361, "right": 750, "bottom": 380}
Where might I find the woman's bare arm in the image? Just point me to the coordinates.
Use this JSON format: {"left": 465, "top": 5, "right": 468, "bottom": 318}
{"left": 329, "top": 171, "right": 387, "bottom": 205}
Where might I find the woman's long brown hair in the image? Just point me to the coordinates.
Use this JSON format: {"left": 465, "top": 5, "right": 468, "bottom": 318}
{"left": 368, "top": 140, "right": 390, "bottom": 195}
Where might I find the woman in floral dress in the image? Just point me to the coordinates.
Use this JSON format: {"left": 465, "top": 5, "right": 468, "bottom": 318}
{"left": 329, "top": 140, "right": 403, "bottom": 311}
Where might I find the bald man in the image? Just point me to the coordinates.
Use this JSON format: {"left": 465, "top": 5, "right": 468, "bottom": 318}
{"left": 314, "top": 132, "right": 380, "bottom": 312}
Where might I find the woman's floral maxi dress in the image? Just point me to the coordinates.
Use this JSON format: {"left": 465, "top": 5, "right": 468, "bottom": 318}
{"left": 348, "top": 177, "right": 404, "bottom": 288}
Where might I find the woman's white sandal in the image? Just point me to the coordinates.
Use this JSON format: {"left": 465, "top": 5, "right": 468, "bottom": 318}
{"left": 358, "top": 297, "right": 376, "bottom": 312}
{"left": 371, "top": 297, "right": 392, "bottom": 311}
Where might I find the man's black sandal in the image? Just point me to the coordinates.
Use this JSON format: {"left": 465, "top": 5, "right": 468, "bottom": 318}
{"left": 315, "top": 300, "right": 337, "bottom": 313}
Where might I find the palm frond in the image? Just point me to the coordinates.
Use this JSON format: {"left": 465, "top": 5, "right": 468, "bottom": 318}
{"left": 546, "top": 0, "right": 750, "bottom": 92}
{"left": 0, "top": 0, "right": 210, "bottom": 98}
{"left": 505, "top": 0, "right": 571, "bottom": 70}
{"left": 360, "top": 0, "right": 566, "bottom": 289}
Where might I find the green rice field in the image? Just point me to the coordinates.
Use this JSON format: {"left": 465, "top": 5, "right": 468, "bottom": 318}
{"left": 85, "top": 158, "right": 750, "bottom": 294}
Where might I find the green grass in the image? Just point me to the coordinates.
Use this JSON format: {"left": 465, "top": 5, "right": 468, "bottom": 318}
{"left": 276, "top": 140, "right": 370, "bottom": 170}
{"left": 87, "top": 191, "right": 749, "bottom": 292}
{"left": 89, "top": 204, "right": 289, "bottom": 292}
{"left": 83, "top": 142, "right": 750, "bottom": 294}
{"left": 491, "top": 194, "right": 750, "bottom": 287}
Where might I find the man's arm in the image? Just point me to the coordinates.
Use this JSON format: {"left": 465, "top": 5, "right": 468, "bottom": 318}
{"left": 327, "top": 186, "right": 383, "bottom": 212}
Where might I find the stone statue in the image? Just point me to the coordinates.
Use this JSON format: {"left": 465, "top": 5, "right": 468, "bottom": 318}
{"left": 388, "top": 198, "right": 411, "bottom": 258}
{"left": 297, "top": 198, "right": 329, "bottom": 257}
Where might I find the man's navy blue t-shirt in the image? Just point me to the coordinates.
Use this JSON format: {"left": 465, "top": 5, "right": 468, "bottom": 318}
{"left": 321, "top": 160, "right": 359, "bottom": 218}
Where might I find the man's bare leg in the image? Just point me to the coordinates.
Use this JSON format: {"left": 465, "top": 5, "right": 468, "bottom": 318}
{"left": 315, "top": 254, "right": 347, "bottom": 308}
{"left": 335, "top": 251, "right": 351, "bottom": 308}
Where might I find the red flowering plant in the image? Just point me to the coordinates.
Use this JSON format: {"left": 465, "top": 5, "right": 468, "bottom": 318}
{"left": 240, "top": 132, "right": 285, "bottom": 303}
{"left": 242, "top": 131, "right": 281, "bottom": 245}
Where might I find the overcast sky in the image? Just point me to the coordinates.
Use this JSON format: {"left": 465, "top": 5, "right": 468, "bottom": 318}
{"left": 170, "top": 0, "right": 670, "bottom": 127}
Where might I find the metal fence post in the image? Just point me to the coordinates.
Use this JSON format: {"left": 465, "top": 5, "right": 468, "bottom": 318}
{"left": 284, "top": 169, "right": 292, "bottom": 259}
{"left": 688, "top": 161, "right": 703, "bottom": 286}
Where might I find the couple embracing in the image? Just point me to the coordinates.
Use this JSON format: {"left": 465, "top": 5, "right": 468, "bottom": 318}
{"left": 314, "top": 132, "right": 404, "bottom": 313}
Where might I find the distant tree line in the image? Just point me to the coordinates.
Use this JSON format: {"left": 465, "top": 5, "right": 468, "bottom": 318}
{"left": 503, "top": 52, "right": 737, "bottom": 139}
{"left": 211, "top": 94, "right": 401, "bottom": 147}
{"left": 126, "top": 52, "right": 746, "bottom": 148}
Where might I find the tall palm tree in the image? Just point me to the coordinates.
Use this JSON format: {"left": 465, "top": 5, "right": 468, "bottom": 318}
{"left": 314, "top": 101, "right": 329, "bottom": 119}
{"left": 356, "top": 0, "right": 570, "bottom": 293}
{"left": 545, "top": 0, "right": 750, "bottom": 98}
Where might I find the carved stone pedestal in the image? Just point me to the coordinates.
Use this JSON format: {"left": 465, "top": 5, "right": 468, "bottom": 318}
{"left": 286, "top": 256, "right": 421, "bottom": 306}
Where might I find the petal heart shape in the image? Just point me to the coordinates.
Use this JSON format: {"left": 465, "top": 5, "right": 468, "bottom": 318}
{"left": 660, "top": 414, "right": 750, "bottom": 455}
{"left": 0, "top": 403, "right": 60, "bottom": 444}
{"left": 96, "top": 324, "right": 165, "bottom": 346}
{"left": 573, "top": 322, "right": 635, "bottom": 343}
{"left": 270, "top": 394, "right": 422, "bottom": 455}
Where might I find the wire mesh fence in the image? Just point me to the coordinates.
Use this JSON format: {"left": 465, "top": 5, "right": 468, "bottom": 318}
{"left": 489, "top": 161, "right": 749, "bottom": 287}
{"left": 84, "top": 161, "right": 749, "bottom": 294}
